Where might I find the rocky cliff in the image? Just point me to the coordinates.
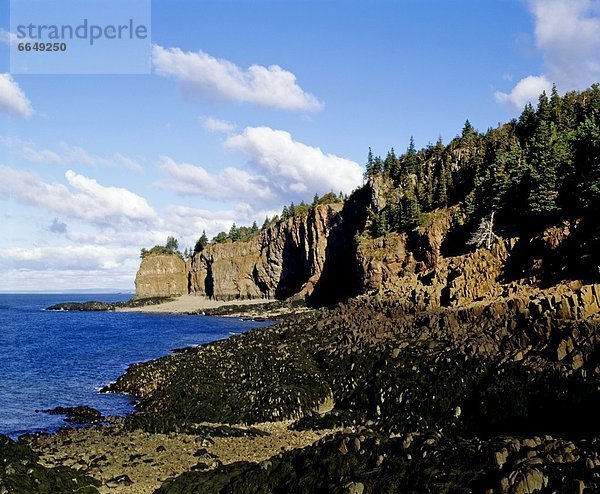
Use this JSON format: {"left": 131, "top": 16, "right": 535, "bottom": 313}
{"left": 136, "top": 200, "right": 365, "bottom": 303}
{"left": 135, "top": 175, "right": 599, "bottom": 307}
{"left": 135, "top": 254, "right": 187, "bottom": 299}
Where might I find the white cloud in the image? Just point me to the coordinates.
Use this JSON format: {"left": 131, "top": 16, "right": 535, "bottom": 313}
{"left": 0, "top": 245, "right": 134, "bottom": 271}
{"left": 158, "top": 155, "right": 274, "bottom": 202}
{"left": 529, "top": 0, "right": 600, "bottom": 89}
{"left": 163, "top": 204, "right": 277, "bottom": 246}
{"left": 201, "top": 116, "right": 236, "bottom": 133}
{"left": 224, "top": 126, "right": 364, "bottom": 198}
{"left": 0, "top": 137, "right": 144, "bottom": 172}
{"left": 59, "top": 143, "right": 144, "bottom": 173}
{"left": 159, "top": 127, "right": 363, "bottom": 210}
{"left": 494, "top": 75, "right": 553, "bottom": 108}
{"left": 0, "top": 29, "right": 19, "bottom": 46}
{"left": 152, "top": 45, "right": 323, "bottom": 112}
{"left": 0, "top": 73, "right": 34, "bottom": 118}
{"left": 497, "top": 0, "right": 600, "bottom": 109}
{"left": 0, "top": 165, "right": 157, "bottom": 226}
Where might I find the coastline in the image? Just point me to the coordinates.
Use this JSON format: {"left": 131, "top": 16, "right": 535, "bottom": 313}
{"left": 115, "top": 294, "right": 270, "bottom": 314}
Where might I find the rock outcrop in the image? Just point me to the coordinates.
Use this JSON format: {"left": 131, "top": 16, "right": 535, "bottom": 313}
{"left": 135, "top": 254, "right": 187, "bottom": 299}
{"left": 134, "top": 176, "right": 599, "bottom": 308}
{"left": 139, "top": 202, "right": 359, "bottom": 303}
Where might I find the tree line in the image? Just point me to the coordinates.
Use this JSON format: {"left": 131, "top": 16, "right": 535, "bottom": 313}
{"left": 366, "top": 84, "right": 600, "bottom": 237}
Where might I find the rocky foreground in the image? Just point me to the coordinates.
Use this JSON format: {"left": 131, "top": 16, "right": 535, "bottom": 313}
{"left": 9, "top": 277, "right": 599, "bottom": 493}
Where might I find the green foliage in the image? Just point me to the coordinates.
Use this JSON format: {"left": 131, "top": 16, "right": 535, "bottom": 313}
{"left": 165, "top": 236, "right": 179, "bottom": 253}
{"left": 573, "top": 115, "right": 600, "bottom": 209}
{"left": 194, "top": 230, "right": 208, "bottom": 253}
{"left": 141, "top": 236, "right": 182, "bottom": 258}
{"left": 211, "top": 221, "right": 261, "bottom": 246}
{"left": 366, "top": 83, "right": 600, "bottom": 237}
{"left": 229, "top": 223, "right": 241, "bottom": 242}
{"left": 212, "top": 231, "right": 228, "bottom": 244}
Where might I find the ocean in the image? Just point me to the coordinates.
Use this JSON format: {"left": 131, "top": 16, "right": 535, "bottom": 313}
{"left": 0, "top": 293, "right": 266, "bottom": 439}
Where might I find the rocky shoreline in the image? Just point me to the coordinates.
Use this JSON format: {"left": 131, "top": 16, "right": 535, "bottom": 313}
{"left": 2, "top": 279, "right": 597, "bottom": 493}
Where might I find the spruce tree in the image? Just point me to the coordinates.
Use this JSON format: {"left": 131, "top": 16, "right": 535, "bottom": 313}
{"left": 527, "top": 121, "right": 560, "bottom": 216}
{"left": 229, "top": 223, "right": 240, "bottom": 241}
{"left": 574, "top": 116, "right": 600, "bottom": 209}
{"left": 194, "top": 230, "right": 208, "bottom": 253}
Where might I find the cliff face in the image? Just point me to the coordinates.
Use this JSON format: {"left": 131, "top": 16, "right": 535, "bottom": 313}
{"left": 188, "top": 236, "right": 262, "bottom": 300}
{"left": 134, "top": 176, "right": 599, "bottom": 305}
{"left": 153, "top": 202, "right": 353, "bottom": 302}
{"left": 135, "top": 254, "right": 187, "bottom": 299}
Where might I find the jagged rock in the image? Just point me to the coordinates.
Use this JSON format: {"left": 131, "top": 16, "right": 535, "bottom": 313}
{"left": 43, "top": 405, "right": 104, "bottom": 424}
{"left": 105, "top": 474, "right": 133, "bottom": 488}
{"left": 512, "top": 468, "right": 546, "bottom": 494}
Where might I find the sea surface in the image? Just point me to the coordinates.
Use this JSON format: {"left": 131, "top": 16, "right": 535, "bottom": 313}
{"left": 0, "top": 293, "right": 266, "bottom": 439}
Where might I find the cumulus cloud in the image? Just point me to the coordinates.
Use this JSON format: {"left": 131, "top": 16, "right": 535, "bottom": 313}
{"left": 201, "top": 116, "right": 236, "bottom": 133}
{"left": 152, "top": 45, "right": 323, "bottom": 112}
{"left": 0, "top": 73, "right": 34, "bottom": 118}
{"left": 224, "top": 126, "right": 364, "bottom": 197}
{"left": 496, "top": 0, "right": 600, "bottom": 109}
{"left": 161, "top": 204, "right": 279, "bottom": 249}
{"left": 158, "top": 155, "right": 274, "bottom": 203}
{"left": 159, "top": 127, "right": 363, "bottom": 210}
{"left": 0, "top": 165, "right": 157, "bottom": 226}
{"left": 529, "top": 0, "right": 600, "bottom": 89}
{"left": 0, "top": 137, "right": 144, "bottom": 172}
{"left": 494, "top": 75, "right": 553, "bottom": 108}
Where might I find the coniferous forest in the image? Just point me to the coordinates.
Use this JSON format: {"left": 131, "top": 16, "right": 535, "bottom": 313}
{"left": 365, "top": 84, "right": 600, "bottom": 238}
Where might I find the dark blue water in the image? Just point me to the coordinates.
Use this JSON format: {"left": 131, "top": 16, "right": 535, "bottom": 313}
{"left": 0, "top": 294, "right": 265, "bottom": 439}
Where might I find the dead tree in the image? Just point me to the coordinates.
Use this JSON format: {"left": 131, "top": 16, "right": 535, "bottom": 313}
{"left": 468, "top": 211, "right": 498, "bottom": 250}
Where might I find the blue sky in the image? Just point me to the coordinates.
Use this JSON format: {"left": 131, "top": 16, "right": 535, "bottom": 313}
{"left": 1, "top": 0, "right": 599, "bottom": 292}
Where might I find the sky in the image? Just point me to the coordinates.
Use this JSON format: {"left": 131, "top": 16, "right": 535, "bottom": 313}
{"left": 1, "top": 0, "right": 599, "bottom": 292}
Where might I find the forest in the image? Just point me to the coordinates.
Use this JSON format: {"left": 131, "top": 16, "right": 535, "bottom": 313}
{"left": 365, "top": 84, "right": 600, "bottom": 238}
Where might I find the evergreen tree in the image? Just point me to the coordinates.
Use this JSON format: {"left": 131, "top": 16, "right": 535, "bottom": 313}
{"left": 289, "top": 202, "right": 296, "bottom": 217}
{"left": 405, "top": 136, "right": 418, "bottom": 172}
{"left": 212, "top": 231, "right": 228, "bottom": 244}
{"left": 550, "top": 84, "right": 563, "bottom": 127}
{"left": 436, "top": 161, "right": 448, "bottom": 207}
{"left": 262, "top": 216, "right": 270, "bottom": 229}
{"left": 194, "top": 230, "right": 208, "bottom": 253}
{"left": 461, "top": 119, "right": 475, "bottom": 139}
{"left": 251, "top": 221, "right": 259, "bottom": 234}
{"left": 372, "top": 209, "right": 390, "bottom": 237}
{"left": 229, "top": 223, "right": 241, "bottom": 241}
{"left": 537, "top": 90, "right": 552, "bottom": 124}
{"left": 574, "top": 116, "right": 600, "bottom": 209}
{"left": 384, "top": 148, "right": 397, "bottom": 175}
{"left": 312, "top": 193, "right": 319, "bottom": 206}
{"left": 403, "top": 195, "right": 421, "bottom": 229}
{"left": 165, "top": 236, "right": 179, "bottom": 253}
{"left": 516, "top": 103, "right": 537, "bottom": 143}
{"left": 365, "top": 147, "right": 374, "bottom": 178}
{"left": 281, "top": 205, "right": 290, "bottom": 220}
{"left": 527, "top": 121, "right": 561, "bottom": 216}
{"left": 372, "top": 156, "right": 383, "bottom": 174}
